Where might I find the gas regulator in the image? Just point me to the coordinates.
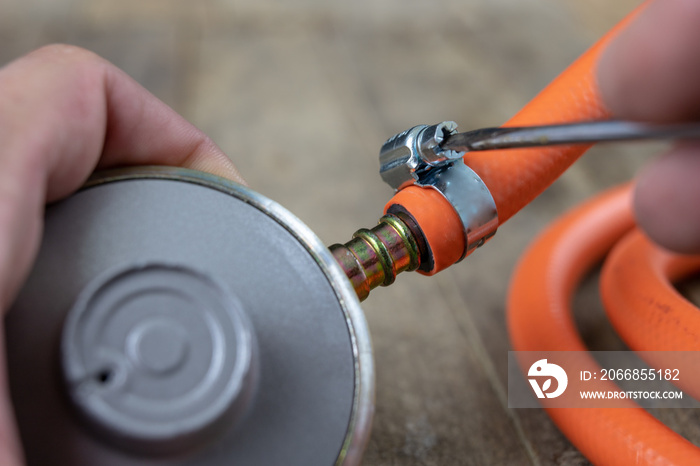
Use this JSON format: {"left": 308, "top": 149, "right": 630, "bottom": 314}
{"left": 6, "top": 122, "right": 493, "bottom": 465}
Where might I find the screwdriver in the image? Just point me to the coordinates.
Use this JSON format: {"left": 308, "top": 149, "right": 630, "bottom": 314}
{"left": 440, "top": 120, "right": 700, "bottom": 153}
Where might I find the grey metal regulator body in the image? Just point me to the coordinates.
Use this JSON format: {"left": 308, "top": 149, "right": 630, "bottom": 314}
{"left": 6, "top": 167, "right": 373, "bottom": 466}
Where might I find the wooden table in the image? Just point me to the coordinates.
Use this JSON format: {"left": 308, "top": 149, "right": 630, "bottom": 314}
{"left": 5, "top": 1, "right": 696, "bottom": 464}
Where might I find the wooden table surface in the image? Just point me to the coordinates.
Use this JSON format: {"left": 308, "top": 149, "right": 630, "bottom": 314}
{"left": 5, "top": 0, "right": 699, "bottom": 464}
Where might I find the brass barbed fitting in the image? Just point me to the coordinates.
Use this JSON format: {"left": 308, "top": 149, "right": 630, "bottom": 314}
{"left": 330, "top": 212, "right": 426, "bottom": 301}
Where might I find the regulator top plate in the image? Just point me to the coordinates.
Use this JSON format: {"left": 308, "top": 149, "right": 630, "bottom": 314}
{"left": 6, "top": 167, "right": 373, "bottom": 466}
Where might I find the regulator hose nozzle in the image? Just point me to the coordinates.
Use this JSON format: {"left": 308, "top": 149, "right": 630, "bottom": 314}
{"left": 329, "top": 212, "right": 426, "bottom": 301}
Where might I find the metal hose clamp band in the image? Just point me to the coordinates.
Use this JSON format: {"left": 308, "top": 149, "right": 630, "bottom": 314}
{"left": 379, "top": 121, "right": 498, "bottom": 260}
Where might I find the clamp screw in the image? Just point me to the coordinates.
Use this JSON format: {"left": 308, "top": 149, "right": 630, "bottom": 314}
{"left": 379, "top": 121, "right": 464, "bottom": 191}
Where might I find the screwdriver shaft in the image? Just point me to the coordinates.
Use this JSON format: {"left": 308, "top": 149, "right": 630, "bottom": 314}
{"left": 441, "top": 120, "right": 700, "bottom": 152}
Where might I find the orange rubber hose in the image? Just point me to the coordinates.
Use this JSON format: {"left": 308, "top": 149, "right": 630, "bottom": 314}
{"left": 602, "top": 231, "right": 700, "bottom": 352}
{"left": 385, "top": 3, "right": 647, "bottom": 275}
{"left": 508, "top": 185, "right": 700, "bottom": 465}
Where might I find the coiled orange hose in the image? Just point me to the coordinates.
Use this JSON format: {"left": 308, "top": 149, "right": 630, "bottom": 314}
{"left": 508, "top": 185, "right": 700, "bottom": 465}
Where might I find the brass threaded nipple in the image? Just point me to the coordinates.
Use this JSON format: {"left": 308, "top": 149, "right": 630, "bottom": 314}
{"left": 330, "top": 212, "right": 423, "bottom": 301}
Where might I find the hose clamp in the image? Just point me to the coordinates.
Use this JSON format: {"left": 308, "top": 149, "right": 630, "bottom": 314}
{"left": 379, "top": 121, "right": 498, "bottom": 259}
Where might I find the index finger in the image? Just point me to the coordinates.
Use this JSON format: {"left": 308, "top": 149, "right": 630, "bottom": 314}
{"left": 597, "top": 0, "right": 700, "bottom": 121}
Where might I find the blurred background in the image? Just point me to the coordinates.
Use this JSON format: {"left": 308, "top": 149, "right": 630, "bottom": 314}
{"left": 4, "top": 0, "right": 690, "bottom": 465}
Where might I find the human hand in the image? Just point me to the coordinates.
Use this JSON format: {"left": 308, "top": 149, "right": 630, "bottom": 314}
{"left": 0, "top": 44, "right": 244, "bottom": 465}
{"left": 598, "top": 0, "right": 700, "bottom": 253}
